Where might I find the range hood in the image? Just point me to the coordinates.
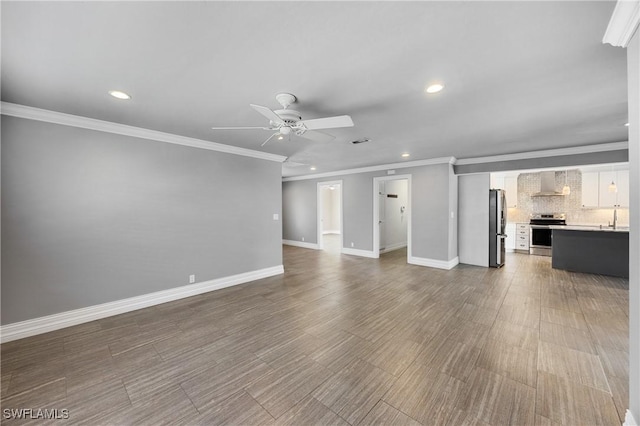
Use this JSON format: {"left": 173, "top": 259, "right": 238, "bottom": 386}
{"left": 532, "top": 171, "right": 565, "bottom": 196}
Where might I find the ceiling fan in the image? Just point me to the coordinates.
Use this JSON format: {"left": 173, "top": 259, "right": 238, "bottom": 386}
{"left": 211, "top": 93, "right": 354, "bottom": 146}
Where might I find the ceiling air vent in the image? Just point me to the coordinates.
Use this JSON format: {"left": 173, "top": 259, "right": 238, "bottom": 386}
{"left": 351, "top": 138, "right": 371, "bottom": 144}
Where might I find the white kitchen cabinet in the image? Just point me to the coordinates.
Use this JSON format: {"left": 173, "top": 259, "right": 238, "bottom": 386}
{"left": 515, "top": 223, "right": 530, "bottom": 253}
{"left": 505, "top": 223, "right": 516, "bottom": 252}
{"left": 615, "top": 170, "right": 629, "bottom": 208}
{"left": 491, "top": 175, "right": 505, "bottom": 190}
{"left": 599, "top": 171, "right": 619, "bottom": 208}
{"left": 505, "top": 176, "right": 518, "bottom": 208}
{"left": 581, "top": 171, "right": 600, "bottom": 208}
{"left": 581, "top": 169, "right": 629, "bottom": 208}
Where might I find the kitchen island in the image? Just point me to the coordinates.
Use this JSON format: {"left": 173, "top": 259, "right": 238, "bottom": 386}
{"left": 550, "top": 225, "right": 629, "bottom": 278}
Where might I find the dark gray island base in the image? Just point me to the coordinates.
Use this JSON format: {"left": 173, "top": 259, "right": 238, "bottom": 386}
{"left": 552, "top": 228, "right": 629, "bottom": 278}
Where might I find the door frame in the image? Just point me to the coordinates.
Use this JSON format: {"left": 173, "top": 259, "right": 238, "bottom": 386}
{"left": 317, "top": 180, "right": 343, "bottom": 250}
{"left": 373, "top": 175, "right": 412, "bottom": 260}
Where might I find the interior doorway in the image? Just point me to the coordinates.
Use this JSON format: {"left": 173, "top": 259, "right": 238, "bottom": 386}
{"left": 317, "top": 181, "right": 343, "bottom": 252}
{"left": 373, "top": 175, "right": 411, "bottom": 260}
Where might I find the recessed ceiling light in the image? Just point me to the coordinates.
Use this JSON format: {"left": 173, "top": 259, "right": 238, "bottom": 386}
{"left": 624, "top": 122, "right": 630, "bottom": 127}
{"left": 277, "top": 135, "right": 284, "bottom": 140}
{"left": 108, "top": 90, "right": 131, "bottom": 100}
{"left": 425, "top": 83, "right": 444, "bottom": 94}
{"left": 310, "top": 166, "right": 317, "bottom": 171}
{"left": 402, "top": 153, "right": 410, "bottom": 158}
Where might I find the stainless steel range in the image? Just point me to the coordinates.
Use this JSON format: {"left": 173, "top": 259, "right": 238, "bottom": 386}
{"left": 529, "top": 213, "right": 566, "bottom": 256}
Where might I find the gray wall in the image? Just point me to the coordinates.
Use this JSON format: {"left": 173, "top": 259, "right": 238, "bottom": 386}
{"left": 410, "top": 164, "right": 456, "bottom": 260}
{"left": 627, "top": 31, "right": 639, "bottom": 424}
{"left": 282, "top": 162, "right": 458, "bottom": 262}
{"left": 282, "top": 179, "right": 317, "bottom": 243}
{"left": 458, "top": 174, "right": 490, "bottom": 267}
{"left": 454, "top": 149, "right": 629, "bottom": 175}
{"left": 1, "top": 115, "right": 283, "bottom": 325}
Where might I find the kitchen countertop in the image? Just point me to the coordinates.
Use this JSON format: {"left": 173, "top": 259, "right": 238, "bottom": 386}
{"left": 549, "top": 225, "right": 630, "bottom": 233}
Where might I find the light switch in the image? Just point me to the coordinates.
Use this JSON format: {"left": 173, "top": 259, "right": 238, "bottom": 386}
{"left": 273, "top": 214, "right": 279, "bottom": 220}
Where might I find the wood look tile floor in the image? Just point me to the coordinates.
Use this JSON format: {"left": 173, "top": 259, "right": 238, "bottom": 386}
{"left": 1, "top": 246, "right": 629, "bottom": 426}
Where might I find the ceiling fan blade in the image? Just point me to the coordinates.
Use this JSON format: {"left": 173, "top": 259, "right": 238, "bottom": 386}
{"left": 260, "top": 133, "right": 278, "bottom": 147}
{"left": 298, "top": 115, "right": 354, "bottom": 130}
{"left": 250, "top": 104, "right": 285, "bottom": 125}
{"left": 211, "top": 126, "right": 272, "bottom": 130}
{"left": 298, "top": 130, "right": 335, "bottom": 143}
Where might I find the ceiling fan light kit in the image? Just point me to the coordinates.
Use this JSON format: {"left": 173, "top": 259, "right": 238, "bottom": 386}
{"left": 211, "top": 93, "right": 354, "bottom": 147}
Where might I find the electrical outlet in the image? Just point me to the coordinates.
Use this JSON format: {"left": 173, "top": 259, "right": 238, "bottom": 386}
{"left": 189, "top": 274, "right": 195, "bottom": 284}
{"left": 273, "top": 213, "right": 279, "bottom": 220}
{"left": 302, "top": 237, "right": 305, "bottom": 242}
{"left": 351, "top": 242, "right": 354, "bottom": 247}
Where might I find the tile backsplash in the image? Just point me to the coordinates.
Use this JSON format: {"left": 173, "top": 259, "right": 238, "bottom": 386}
{"left": 507, "top": 170, "right": 629, "bottom": 226}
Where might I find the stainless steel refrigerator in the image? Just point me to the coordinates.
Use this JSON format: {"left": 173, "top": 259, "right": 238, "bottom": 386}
{"left": 489, "top": 189, "right": 507, "bottom": 268}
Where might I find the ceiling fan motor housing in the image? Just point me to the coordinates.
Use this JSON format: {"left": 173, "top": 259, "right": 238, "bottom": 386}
{"left": 273, "top": 109, "right": 304, "bottom": 135}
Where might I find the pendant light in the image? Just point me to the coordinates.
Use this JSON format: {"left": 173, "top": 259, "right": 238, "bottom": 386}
{"left": 562, "top": 170, "right": 571, "bottom": 195}
{"left": 608, "top": 165, "right": 618, "bottom": 193}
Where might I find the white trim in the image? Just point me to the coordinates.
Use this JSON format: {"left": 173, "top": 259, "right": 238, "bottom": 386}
{"left": 341, "top": 247, "right": 378, "bottom": 258}
{"left": 380, "top": 242, "right": 407, "bottom": 254}
{"left": 0, "top": 265, "right": 284, "bottom": 343}
{"left": 283, "top": 157, "right": 455, "bottom": 182}
{"left": 317, "top": 180, "right": 343, "bottom": 251}
{"left": 0, "top": 102, "right": 286, "bottom": 163}
{"left": 322, "top": 230, "right": 341, "bottom": 235}
{"left": 283, "top": 141, "right": 630, "bottom": 181}
{"left": 625, "top": 410, "right": 638, "bottom": 426}
{"left": 408, "top": 256, "right": 459, "bottom": 270}
{"left": 455, "top": 142, "right": 629, "bottom": 166}
{"left": 373, "top": 175, "right": 412, "bottom": 262}
{"left": 282, "top": 239, "right": 320, "bottom": 250}
{"left": 603, "top": 0, "right": 640, "bottom": 48}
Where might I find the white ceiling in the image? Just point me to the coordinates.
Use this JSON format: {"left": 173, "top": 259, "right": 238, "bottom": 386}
{"left": 1, "top": 1, "right": 628, "bottom": 177}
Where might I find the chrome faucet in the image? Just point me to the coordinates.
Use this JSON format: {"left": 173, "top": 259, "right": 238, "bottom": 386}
{"left": 608, "top": 208, "right": 618, "bottom": 229}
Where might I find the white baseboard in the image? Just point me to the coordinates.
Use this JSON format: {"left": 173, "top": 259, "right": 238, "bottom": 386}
{"left": 380, "top": 242, "right": 407, "bottom": 254}
{"left": 341, "top": 247, "right": 378, "bottom": 258}
{"left": 0, "top": 265, "right": 284, "bottom": 343}
{"left": 408, "top": 256, "right": 459, "bottom": 270}
{"left": 282, "top": 239, "right": 320, "bottom": 250}
{"left": 322, "top": 230, "right": 341, "bottom": 235}
{"left": 506, "top": 248, "right": 516, "bottom": 253}
{"left": 625, "top": 410, "right": 638, "bottom": 426}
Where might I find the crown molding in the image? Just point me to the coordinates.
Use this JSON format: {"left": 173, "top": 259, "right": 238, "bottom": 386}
{"left": 282, "top": 156, "right": 456, "bottom": 182}
{"left": 0, "top": 102, "right": 286, "bottom": 163}
{"left": 603, "top": 0, "right": 640, "bottom": 47}
{"left": 454, "top": 142, "right": 629, "bottom": 166}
